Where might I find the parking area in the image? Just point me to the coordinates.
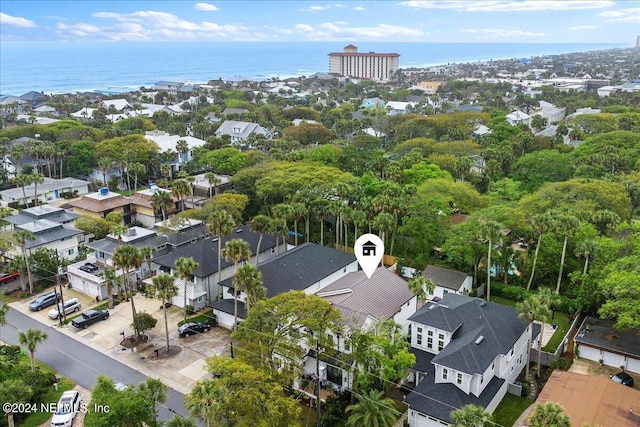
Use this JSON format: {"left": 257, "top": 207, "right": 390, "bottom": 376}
{"left": 569, "top": 358, "right": 640, "bottom": 391}
{"left": 10, "top": 286, "right": 232, "bottom": 394}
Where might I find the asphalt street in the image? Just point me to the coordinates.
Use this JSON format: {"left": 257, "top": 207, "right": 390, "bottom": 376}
{"left": 1, "top": 308, "right": 197, "bottom": 425}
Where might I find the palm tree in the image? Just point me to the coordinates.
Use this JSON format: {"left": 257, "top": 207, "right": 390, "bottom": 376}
{"left": 408, "top": 276, "right": 436, "bottom": 308}
{"left": 516, "top": 293, "right": 550, "bottom": 380}
{"left": 479, "top": 219, "right": 503, "bottom": 301}
{"left": 18, "top": 328, "right": 48, "bottom": 373}
{"left": 151, "top": 189, "right": 173, "bottom": 221}
{"left": 536, "top": 288, "right": 560, "bottom": 374}
{"left": 128, "top": 161, "right": 146, "bottom": 192}
{"left": 13, "top": 173, "right": 32, "bottom": 208}
{"left": 176, "top": 139, "right": 189, "bottom": 169}
{"left": 345, "top": 389, "right": 398, "bottom": 427}
{"left": 208, "top": 209, "right": 235, "bottom": 296}
{"left": 10, "top": 143, "right": 27, "bottom": 172}
{"left": 150, "top": 273, "right": 179, "bottom": 352}
{"left": 0, "top": 302, "right": 8, "bottom": 341}
{"left": 289, "top": 202, "right": 306, "bottom": 246}
{"left": 232, "top": 264, "right": 262, "bottom": 325}
{"left": 526, "top": 213, "right": 551, "bottom": 291}
{"left": 166, "top": 416, "right": 197, "bottom": 427}
{"left": 172, "top": 179, "right": 191, "bottom": 212}
{"left": 551, "top": 211, "right": 580, "bottom": 294}
{"left": 204, "top": 172, "right": 220, "bottom": 198}
{"left": 141, "top": 246, "right": 154, "bottom": 279}
{"left": 97, "top": 157, "right": 113, "bottom": 187}
{"left": 160, "top": 163, "right": 173, "bottom": 181}
{"left": 272, "top": 203, "right": 293, "bottom": 252}
{"left": 138, "top": 377, "right": 167, "bottom": 426}
{"left": 113, "top": 244, "right": 143, "bottom": 337}
{"left": 102, "top": 266, "right": 118, "bottom": 309}
{"left": 311, "top": 198, "right": 331, "bottom": 246}
{"left": 174, "top": 257, "right": 200, "bottom": 322}
{"left": 249, "top": 214, "right": 272, "bottom": 266}
{"left": 29, "top": 172, "right": 44, "bottom": 207}
{"left": 222, "top": 239, "right": 251, "bottom": 330}
{"left": 184, "top": 379, "right": 225, "bottom": 427}
{"left": 13, "top": 230, "right": 35, "bottom": 294}
{"left": 450, "top": 404, "right": 493, "bottom": 427}
{"left": 574, "top": 238, "right": 597, "bottom": 276}
{"left": 529, "top": 402, "right": 570, "bottom": 427}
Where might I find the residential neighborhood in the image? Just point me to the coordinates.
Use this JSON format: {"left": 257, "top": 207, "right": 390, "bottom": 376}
{"left": 0, "top": 43, "right": 639, "bottom": 427}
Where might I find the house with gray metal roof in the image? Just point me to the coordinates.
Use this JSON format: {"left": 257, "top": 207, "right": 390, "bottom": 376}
{"left": 0, "top": 177, "right": 90, "bottom": 207}
{"left": 213, "top": 242, "right": 358, "bottom": 328}
{"left": 405, "top": 294, "right": 535, "bottom": 427}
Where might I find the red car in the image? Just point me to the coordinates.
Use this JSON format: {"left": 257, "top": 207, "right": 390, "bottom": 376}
{"left": 0, "top": 272, "right": 19, "bottom": 284}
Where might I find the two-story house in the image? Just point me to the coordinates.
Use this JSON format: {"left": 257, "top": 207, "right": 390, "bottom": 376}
{"left": 405, "top": 294, "right": 537, "bottom": 427}
{"left": 422, "top": 265, "right": 473, "bottom": 300}
{"left": 67, "top": 188, "right": 134, "bottom": 225}
{"left": 152, "top": 227, "right": 282, "bottom": 311}
{"left": 214, "top": 120, "right": 273, "bottom": 146}
{"left": 128, "top": 185, "right": 180, "bottom": 227}
{"left": 213, "top": 243, "right": 358, "bottom": 328}
{"left": 302, "top": 267, "right": 417, "bottom": 391}
{"left": 67, "top": 227, "right": 168, "bottom": 300}
{"left": 2, "top": 205, "right": 84, "bottom": 262}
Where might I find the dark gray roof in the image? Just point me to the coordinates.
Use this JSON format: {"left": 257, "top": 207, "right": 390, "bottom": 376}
{"left": 4, "top": 205, "right": 79, "bottom": 226}
{"left": 153, "top": 227, "right": 276, "bottom": 278}
{"left": 410, "top": 346, "right": 435, "bottom": 373}
{"left": 19, "top": 223, "right": 83, "bottom": 249}
{"left": 221, "top": 243, "right": 356, "bottom": 297}
{"left": 422, "top": 265, "right": 470, "bottom": 291}
{"left": 154, "top": 222, "right": 209, "bottom": 247}
{"left": 408, "top": 294, "right": 531, "bottom": 375}
{"left": 87, "top": 234, "right": 167, "bottom": 255}
{"left": 404, "top": 361, "right": 504, "bottom": 424}
{"left": 211, "top": 298, "right": 246, "bottom": 319}
{"left": 574, "top": 316, "right": 640, "bottom": 358}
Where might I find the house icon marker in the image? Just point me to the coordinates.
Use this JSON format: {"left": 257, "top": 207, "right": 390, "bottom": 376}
{"left": 362, "top": 241, "right": 377, "bottom": 256}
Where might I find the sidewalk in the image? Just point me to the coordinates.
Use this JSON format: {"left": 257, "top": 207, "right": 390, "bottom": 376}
{"left": 10, "top": 288, "right": 231, "bottom": 395}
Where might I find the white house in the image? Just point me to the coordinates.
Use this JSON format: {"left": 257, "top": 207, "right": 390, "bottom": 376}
{"left": 213, "top": 243, "right": 358, "bottom": 328}
{"left": 214, "top": 120, "right": 273, "bottom": 146}
{"left": 534, "top": 101, "right": 566, "bottom": 124}
{"left": 422, "top": 265, "right": 473, "bottom": 300}
{"left": 385, "top": 101, "right": 415, "bottom": 116}
{"left": 405, "top": 294, "right": 536, "bottom": 427}
{"left": 506, "top": 110, "right": 531, "bottom": 126}
{"left": 144, "top": 130, "right": 207, "bottom": 169}
{"left": 0, "top": 177, "right": 90, "bottom": 207}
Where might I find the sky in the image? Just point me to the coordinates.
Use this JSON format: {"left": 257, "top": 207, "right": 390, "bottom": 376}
{"left": 0, "top": 0, "right": 638, "bottom": 44}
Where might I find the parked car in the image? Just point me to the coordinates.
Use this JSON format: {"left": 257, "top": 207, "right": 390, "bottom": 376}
{"left": 79, "top": 263, "right": 99, "bottom": 273}
{"left": 610, "top": 372, "right": 634, "bottom": 387}
{"left": 71, "top": 309, "right": 109, "bottom": 329}
{"left": 29, "top": 291, "right": 60, "bottom": 311}
{"left": 178, "top": 321, "right": 210, "bottom": 337}
{"left": 50, "top": 390, "right": 81, "bottom": 427}
{"left": 48, "top": 298, "right": 81, "bottom": 319}
{"left": 0, "top": 271, "right": 20, "bottom": 284}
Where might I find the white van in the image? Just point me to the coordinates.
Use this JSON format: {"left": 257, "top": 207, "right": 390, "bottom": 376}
{"left": 48, "top": 298, "right": 81, "bottom": 319}
{"left": 50, "top": 390, "right": 80, "bottom": 427}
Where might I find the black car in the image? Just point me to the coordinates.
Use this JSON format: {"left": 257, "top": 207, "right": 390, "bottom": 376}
{"left": 610, "top": 372, "right": 634, "bottom": 387}
{"left": 71, "top": 309, "right": 109, "bottom": 329}
{"left": 79, "top": 263, "right": 99, "bottom": 273}
{"left": 29, "top": 291, "right": 60, "bottom": 311}
{"left": 178, "top": 321, "right": 210, "bottom": 337}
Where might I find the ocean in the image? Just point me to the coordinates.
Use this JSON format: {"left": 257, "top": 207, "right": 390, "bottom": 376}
{"left": 0, "top": 41, "right": 626, "bottom": 96}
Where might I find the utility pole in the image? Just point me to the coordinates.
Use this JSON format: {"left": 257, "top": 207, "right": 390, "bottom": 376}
{"left": 55, "top": 250, "right": 66, "bottom": 326}
{"left": 316, "top": 338, "right": 321, "bottom": 427}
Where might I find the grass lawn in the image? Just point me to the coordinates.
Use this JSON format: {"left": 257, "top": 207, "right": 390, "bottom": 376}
{"left": 298, "top": 401, "right": 319, "bottom": 426}
{"left": 541, "top": 311, "right": 570, "bottom": 353}
{"left": 177, "top": 309, "right": 218, "bottom": 327}
{"left": 492, "top": 393, "right": 534, "bottom": 427}
{"left": 489, "top": 295, "right": 517, "bottom": 308}
{"left": 20, "top": 376, "right": 76, "bottom": 427}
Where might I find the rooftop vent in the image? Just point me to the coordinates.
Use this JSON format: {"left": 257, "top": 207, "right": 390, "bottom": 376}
{"left": 99, "top": 187, "right": 108, "bottom": 195}
{"left": 128, "top": 228, "right": 137, "bottom": 236}
{"left": 235, "top": 228, "right": 243, "bottom": 233}
{"left": 479, "top": 300, "right": 487, "bottom": 307}
{"left": 475, "top": 336, "right": 484, "bottom": 345}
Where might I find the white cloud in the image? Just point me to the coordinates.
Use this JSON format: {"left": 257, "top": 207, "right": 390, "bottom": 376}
{"left": 461, "top": 28, "right": 545, "bottom": 37}
{"left": 300, "top": 5, "right": 331, "bottom": 11}
{"left": 0, "top": 12, "right": 36, "bottom": 28}
{"left": 599, "top": 7, "right": 640, "bottom": 23}
{"left": 400, "top": 1, "right": 614, "bottom": 12}
{"left": 354, "top": 6, "right": 366, "bottom": 11}
{"left": 194, "top": 3, "right": 219, "bottom": 11}
{"left": 568, "top": 25, "right": 599, "bottom": 31}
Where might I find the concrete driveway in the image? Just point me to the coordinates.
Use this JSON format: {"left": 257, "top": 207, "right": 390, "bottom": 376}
{"left": 10, "top": 286, "right": 232, "bottom": 394}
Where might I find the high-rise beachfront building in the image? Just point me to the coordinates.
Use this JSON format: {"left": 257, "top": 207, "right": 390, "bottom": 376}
{"left": 328, "top": 45, "right": 400, "bottom": 82}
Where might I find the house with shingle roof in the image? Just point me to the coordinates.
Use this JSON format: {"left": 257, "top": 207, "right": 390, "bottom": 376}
{"left": 214, "top": 120, "right": 273, "bottom": 146}
{"left": 422, "top": 265, "right": 473, "bottom": 300}
{"left": 213, "top": 243, "right": 358, "bottom": 328}
{"left": 405, "top": 294, "right": 536, "bottom": 427}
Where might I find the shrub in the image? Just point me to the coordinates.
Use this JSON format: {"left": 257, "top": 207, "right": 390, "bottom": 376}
{"left": 491, "top": 282, "right": 529, "bottom": 301}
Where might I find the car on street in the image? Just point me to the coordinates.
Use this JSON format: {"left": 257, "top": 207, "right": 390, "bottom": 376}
{"left": 178, "top": 321, "right": 210, "bottom": 337}
{"left": 0, "top": 271, "right": 20, "bottom": 284}
{"left": 50, "top": 389, "right": 81, "bottom": 427}
{"left": 610, "top": 372, "right": 634, "bottom": 387}
{"left": 71, "top": 309, "right": 109, "bottom": 329}
{"left": 48, "top": 298, "right": 81, "bottom": 319}
{"left": 29, "top": 291, "right": 60, "bottom": 311}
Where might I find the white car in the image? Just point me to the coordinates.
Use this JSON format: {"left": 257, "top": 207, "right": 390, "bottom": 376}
{"left": 50, "top": 390, "right": 80, "bottom": 427}
{"left": 48, "top": 298, "right": 81, "bottom": 319}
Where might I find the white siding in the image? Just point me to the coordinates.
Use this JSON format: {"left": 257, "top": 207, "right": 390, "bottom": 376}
{"left": 393, "top": 296, "right": 418, "bottom": 335}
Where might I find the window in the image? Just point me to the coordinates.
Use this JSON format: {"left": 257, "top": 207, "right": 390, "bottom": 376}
{"left": 427, "top": 337, "right": 433, "bottom": 348}
{"left": 428, "top": 330, "right": 433, "bottom": 336}
{"left": 480, "top": 375, "right": 484, "bottom": 384}
{"left": 510, "top": 348, "right": 514, "bottom": 358}
{"left": 417, "top": 327, "right": 423, "bottom": 346}
{"left": 518, "top": 354, "right": 522, "bottom": 364}
{"left": 438, "top": 340, "right": 444, "bottom": 351}
{"left": 197, "top": 296, "right": 204, "bottom": 303}
{"left": 457, "top": 373, "right": 463, "bottom": 385}
{"left": 491, "top": 362, "right": 495, "bottom": 370}
{"left": 442, "top": 368, "right": 448, "bottom": 380}
{"left": 68, "top": 248, "right": 74, "bottom": 255}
